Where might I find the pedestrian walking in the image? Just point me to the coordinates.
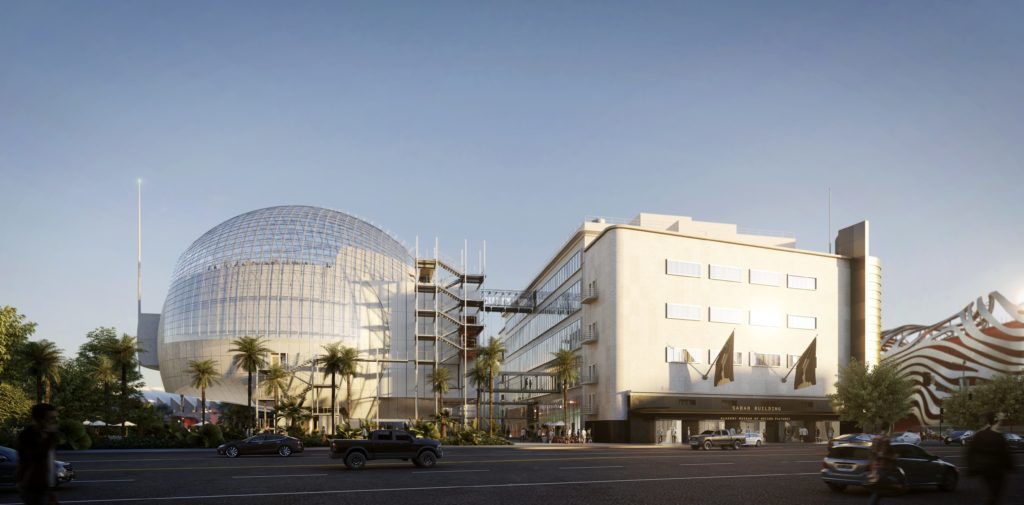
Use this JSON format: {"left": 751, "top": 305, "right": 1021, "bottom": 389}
{"left": 16, "top": 403, "right": 61, "bottom": 505}
{"left": 865, "top": 434, "right": 900, "bottom": 505}
{"left": 967, "top": 412, "right": 1015, "bottom": 505}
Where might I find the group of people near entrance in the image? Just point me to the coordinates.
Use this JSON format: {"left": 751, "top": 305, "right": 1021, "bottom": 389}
{"left": 865, "top": 412, "right": 1014, "bottom": 505}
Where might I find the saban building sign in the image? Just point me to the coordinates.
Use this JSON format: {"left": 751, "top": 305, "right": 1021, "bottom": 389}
{"left": 628, "top": 393, "right": 836, "bottom": 419}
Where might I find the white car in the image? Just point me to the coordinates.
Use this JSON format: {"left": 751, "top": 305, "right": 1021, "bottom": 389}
{"left": 890, "top": 432, "right": 922, "bottom": 445}
{"left": 742, "top": 432, "right": 764, "bottom": 447}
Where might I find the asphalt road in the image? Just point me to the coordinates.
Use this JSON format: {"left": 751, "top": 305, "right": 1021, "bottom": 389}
{"left": 2, "top": 442, "right": 1020, "bottom": 505}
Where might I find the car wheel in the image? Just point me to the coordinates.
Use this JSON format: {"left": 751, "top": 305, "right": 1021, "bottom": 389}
{"left": 278, "top": 445, "right": 292, "bottom": 457}
{"left": 703, "top": 440, "right": 712, "bottom": 451}
{"left": 826, "top": 483, "right": 847, "bottom": 493}
{"left": 755, "top": 440, "right": 762, "bottom": 447}
{"left": 733, "top": 441, "right": 742, "bottom": 450}
{"left": 416, "top": 451, "right": 437, "bottom": 469}
{"left": 939, "top": 470, "right": 958, "bottom": 492}
{"left": 345, "top": 452, "right": 367, "bottom": 470}
{"left": 225, "top": 446, "right": 239, "bottom": 458}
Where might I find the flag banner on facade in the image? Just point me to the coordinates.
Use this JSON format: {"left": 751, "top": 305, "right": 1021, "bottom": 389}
{"left": 713, "top": 331, "right": 735, "bottom": 387}
{"left": 794, "top": 337, "right": 817, "bottom": 390}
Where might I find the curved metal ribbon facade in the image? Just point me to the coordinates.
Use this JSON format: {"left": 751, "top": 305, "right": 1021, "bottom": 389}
{"left": 881, "top": 291, "right": 1024, "bottom": 425}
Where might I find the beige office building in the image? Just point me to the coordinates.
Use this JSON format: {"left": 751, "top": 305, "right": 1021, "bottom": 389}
{"left": 498, "top": 213, "right": 881, "bottom": 443}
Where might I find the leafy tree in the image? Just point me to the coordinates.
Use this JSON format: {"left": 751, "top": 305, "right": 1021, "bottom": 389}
{"left": 228, "top": 336, "right": 271, "bottom": 427}
{"left": 0, "top": 306, "right": 36, "bottom": 383}
{"left": 828, "top": 359, "right": 914, "bottom": 433}
{"left": 277, "top": 395, "right": 310, "bottom": 430}
{"left": 476, "top": 339, "right": 506, "bottom": 434}
{"left": 188, "top": 359, "right": 221, "bottom": 425}
{"left": 88, "top": 356, "right": 117, "bottom": 423}
{"left": 0, "top": 383, "right": 31, "bottom": 430}
{"left": 261, "top": 363, "right": 290, "bottom": 429}
{"left": 19, "top": 340, "right": 62, "bottom": 403}
{"left": 429, "top": 366, "right": 451, "bottom": 416}
{"left": 468, "top": 361, "right": 490, "bottom": 430}
{"left": 941, "top": 388, "right": 980, "bottom": 428}
{"left": 943, "top": 374, "right": 1024, "bottom": 430}
{"left": 551, "top": 349, "right": 580, "bottom": 435}
{"left": 320, "top": 343, "right": 358, "bottom": 430}
{"left": 336, "top": 346, "right": 359, "bottom": 420}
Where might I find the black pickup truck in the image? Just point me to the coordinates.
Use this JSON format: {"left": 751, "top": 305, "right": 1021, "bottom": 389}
{"left": 689, "top": 429, "right": 746, "bottom": 450}
{"left": 330, "top": 429, "right": 443, "bottom": 469}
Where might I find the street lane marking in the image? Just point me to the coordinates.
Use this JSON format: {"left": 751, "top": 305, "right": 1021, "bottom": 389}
{"left": 559, "top": 465, "right": 624, "bottom": 469}
{"left": 232, "top": 474, "right": 327, "bottom": 479}
{"left": 412, "top": 469, "right": 489, "bottom": 474}
{"left": 0, "top": 471, "right": 821, "bottom": 504}
{"left": 73, "top": 479, "right": 137, "bottom": 483}
{"left": 679, "top": 463, "right": 733, "bottom": 466}
{"left": 790, "top": 460, "right": 822, "bottom": 463}
{"left": 64, "top": 458, "right": 180, "bottom": 463}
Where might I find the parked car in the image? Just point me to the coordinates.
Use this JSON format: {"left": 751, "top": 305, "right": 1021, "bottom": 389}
{"left": 689, "top": 429, "right": 745, "bottom": 450}
{"left": 742, "top": 432, "right": 764, "bottom": 447}
{"left": 828, "top": 433, "right": 874, "bottom": 449}
{"left": 217, "top": 434, "right": 304, "bottom": 458}
{"left": 890, "top": 432, "right": 922, "bottom": 445}
{"left": 1005, "top": 433, "right": 1024, "bottom": 451}
{"left": 0, "top": 446, "right": 75, "bottom": 487}
{"left": 330, "top": 429, "right": 442, "bottom": 469}
{"left": 820, "top": 443, "right": 958, "bottom": 493}
{"left": 944, "top": 430, "right": 974, "bottom": 446}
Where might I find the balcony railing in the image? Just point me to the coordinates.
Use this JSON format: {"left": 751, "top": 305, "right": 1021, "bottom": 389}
{"left": 580, "top": 367, "right": 598, "bottom": 385}
{"left": 581, "top": 327, "right": 598, "bottom": 344}
{"left": 581, "top": 285, "right": 598, "bottom": 304}
{"left": 580, "top": 402, "right": 598, "bottom": 415}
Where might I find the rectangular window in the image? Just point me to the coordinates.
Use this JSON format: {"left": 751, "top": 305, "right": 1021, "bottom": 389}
{"left": 709, "top": 306, "right": 744, "bottom": 324}
{"left": 749, "top": 310, "right": 782, "bottom": 327}
{"left": 666, "top": 303, "right": 701, "bottom": 321}
{"left": 709, "top": 264, "right": 743, "bottom": 283}
{"left": 666, "top": 346, "right": 704, "bottom": 363}
{"left": 666, "top": 260, "right": 701, "bottom": 278}
{"left": 787, "top": 275, "right": 817, "bottom": 290}
{"left": 750, "top": 352, "right": 781, "bottom": 367}
{"left": 787, "top": 314, "right": 817, "bottom": 330}
{"left": 750, "top": 269, "right": 782, "bottom": 287}
{"left": 786, "top": 354, "right": 803, "bottom": 368}
{"left": 734, "top": 352, "right": 743, "bottom": 366}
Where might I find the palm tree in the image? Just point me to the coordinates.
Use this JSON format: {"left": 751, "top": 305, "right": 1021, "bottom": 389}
{"left": 337, "top": 346, "right": 359, "bottom": 421}
{"left": 277, "top": 396, "right": 310, "bottom": 429}
{"left": 551, "top": 349, "right": 580, "bottom": 437}
{"left": 476, "top": 339, "right": 506, "bottom": 434}
{"left": 261, "top": 363, "right": 290, "bottom": 429}
{"left": 20, "top": 340, "right": 62, "bottom": 403}
{"left": 187, "top": 359, "right": 221, "bottom": 425}
{"left": 229, "top": 336, "right": 271, "bottom": 426}
{"left": 429, "top": 366, "right": 451, "bottom": 416}
{"left": 468, "top": 361, "right": 490, "bottom": 430}
{"left": 89, "top": 355, "right": 117, "bottom": 422}
{"left": 103, "top": 334, "right": 142, "bottom": 436}
{"left": 320, "top": 343, "right": 344, "bottom": 434}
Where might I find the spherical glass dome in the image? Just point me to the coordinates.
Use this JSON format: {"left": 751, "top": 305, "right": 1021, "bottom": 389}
{"left": 158, "top": 205, "right": 411, "bottom": 345}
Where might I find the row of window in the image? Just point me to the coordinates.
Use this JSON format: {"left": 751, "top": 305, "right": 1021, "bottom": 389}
{"left": 666, "top": 260, "right": 817, "bottom": 290}
{"left": 665, "top": 347, "right": 808, "bottom": 368}
{"left": 666, "top": 303, "right": 817, "bottom": 330}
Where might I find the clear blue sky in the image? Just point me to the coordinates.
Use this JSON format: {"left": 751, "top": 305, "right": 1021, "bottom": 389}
{"left": 2, "top": 1, "right": 1022, "bottom": 389}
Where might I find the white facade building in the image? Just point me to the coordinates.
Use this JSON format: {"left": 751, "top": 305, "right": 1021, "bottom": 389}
{"left": 499, "top": 213, "right": 881, "bottom": 443}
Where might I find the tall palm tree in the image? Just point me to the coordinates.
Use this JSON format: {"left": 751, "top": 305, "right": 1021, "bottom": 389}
{"left": 336, "top": 346, "right": 359, "bottom": 421}
{"left": 103, "top": 334, "right": 142, "bottom": 436}
{"left": 476, "top": 339, "right": 506, "bottom": 434}
{"left": 551, "top": 349, "right": 580, "bottom": 437}
{"left": 229, "top": 336, "right": 271, "bottom": 426}
{"left": 89, "top": 355, "right": 117, "bottom": 422}
{"left": 261, "top": 363, "right": 290, "bottom": 429}
{"left": 187, "top": 359, "right": 221, "bottom": 425}
{"left": 20, "top": 340, "right": 62, "bottom": 403}
{"left": 429, "top": 366, "right": 451, "bottom": 416}
{"left": 320, "top": 343, "right": 345, "bottom": 434}
{"left": 277, "top": 395, "right": 310, "bottom": 429}
{"left": 468, "top": 361, "right": 490, "bottom": 430}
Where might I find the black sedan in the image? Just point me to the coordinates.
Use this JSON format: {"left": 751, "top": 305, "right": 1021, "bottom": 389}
{"left": 1005, "top": 433, "right": 1024, "bottom": 451}
{"left": 217, "top": 434, "right": 304, "bottom": 458}
{"left": 944, "top": 430, "right": 974, "bottom": 446}
{"left": 821, "top": 443, "right": 958, "bottom": 493}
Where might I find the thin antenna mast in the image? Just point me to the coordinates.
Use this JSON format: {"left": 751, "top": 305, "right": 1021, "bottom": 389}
{"left": 827, "top": 188, "right": 832, "bottom": 254}
{"left": 137, "top": 179, "right": 142, "bottom": 317}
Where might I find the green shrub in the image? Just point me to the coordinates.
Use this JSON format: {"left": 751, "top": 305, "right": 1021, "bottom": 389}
{"left": 200, "top": 424, "right": 224, "bottom": 448}
{"left": 58, "top": 419, "right": 92, "bottom": 450}
{"left": 445, "top": 428, "right": 513, "bottom": 446}
{"left": 408, "top": 419, "right": 440, "bottom": 440}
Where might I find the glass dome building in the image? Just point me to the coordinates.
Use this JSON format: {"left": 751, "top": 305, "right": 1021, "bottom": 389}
{"left": 143, "top": 206, "right": 416, "bottom": 420}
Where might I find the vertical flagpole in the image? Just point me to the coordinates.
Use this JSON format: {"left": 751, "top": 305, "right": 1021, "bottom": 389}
{"left": 137, "top": 179, "right": 142, "bottom": 318}
{"left": 827, "top": 188, "right": 832, "bottom": 254}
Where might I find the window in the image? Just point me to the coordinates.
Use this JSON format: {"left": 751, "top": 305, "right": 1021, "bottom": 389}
{"left": 666, "top": 347, "right": 704, "bottom": 363}
{"left": 787, "top": 314, "right": 817, "bottom": 330}
{"left": 750, "top": 352, "right": 781, "bottom": 367}
{"left": 372, "top": 432, "right": 393, "bottom": 441}
{"left": 667, "top": 303, "right": 701, "bottom": 321}
{"left": 709, "top": 307, "right": 744, "bottom": 324}
{"left": 734, "top": 352, "right": 743, "bottom": 365}
{"left": 749, "top": 269, "right": 782, "bottom": 287}
{"left": 666, "top": 260, "right": 701, "bottom": 278}
{"left": 786, "top": 354, "right": 803, "bottom": 368}
{"left": 749, "top": 310, "right": 782, "bottom": 327}
{"left": 787, "top": 275, "right": 817, "bottom": 290}
{"left": 396, "top": 434, "right": 413, "bottom": 442}
{"left": 709, "top": 264, "right": 743, "bottom": 283}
